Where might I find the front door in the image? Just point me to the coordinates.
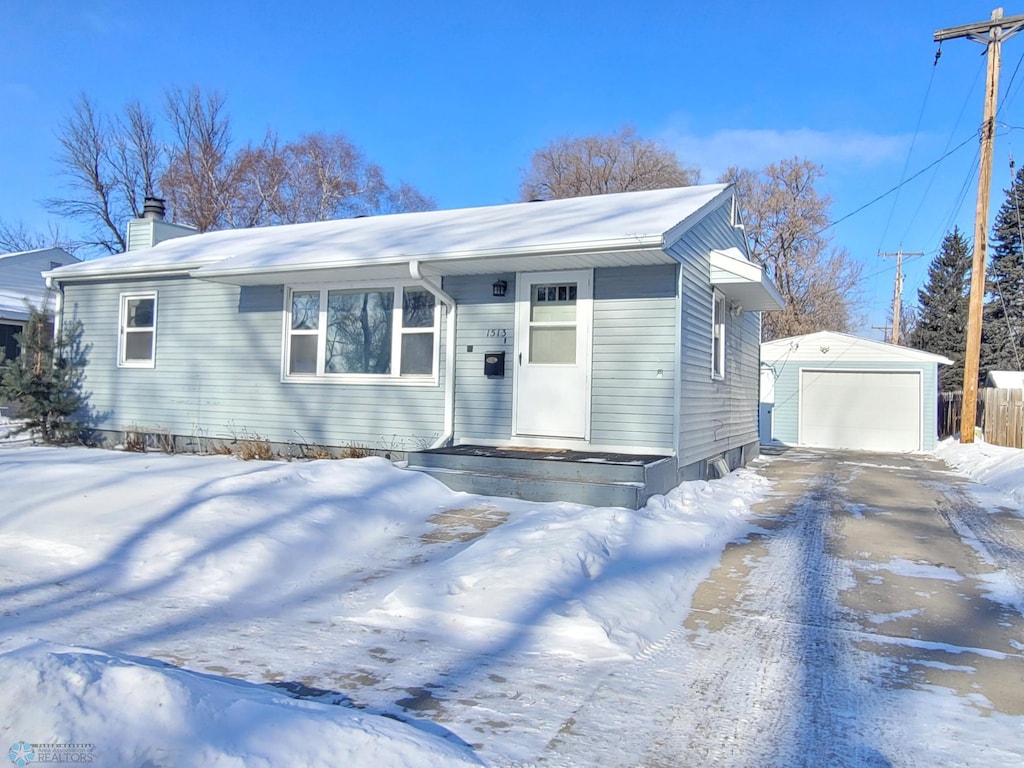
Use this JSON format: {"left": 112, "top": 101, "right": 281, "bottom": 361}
{"left": 513, "top": 269, "right": 593, "bottom": 440}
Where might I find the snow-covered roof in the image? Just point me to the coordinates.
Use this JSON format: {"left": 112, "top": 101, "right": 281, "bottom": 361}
{"left": 0, "top": 247, "right": 78, "bottom": 320}
{"left": 985, "top": 370, "right": 1024, "bottom": 389}
{"left": 45, "top": 185, "right": 731, "bottom": 282}
{"left": 761, "top": 331, "right": 953, "bottom": 365}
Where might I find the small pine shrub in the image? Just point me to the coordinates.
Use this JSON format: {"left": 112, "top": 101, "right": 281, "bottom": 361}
{"left": 0, "top": 305, "right": 87, "bottom": 444}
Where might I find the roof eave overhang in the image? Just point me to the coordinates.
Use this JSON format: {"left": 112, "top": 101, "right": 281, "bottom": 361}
{"left": 709, "top": 248, "right": 785, "bottom": 312}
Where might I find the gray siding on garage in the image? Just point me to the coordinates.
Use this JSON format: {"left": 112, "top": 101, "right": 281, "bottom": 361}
{"left": 63, "top": 277, "right": 446, "bottom": 452}
{"left": 668, "top": 205, "right": 762, "bottom": 471}
{"left": 591, "top": 265, "right": 677, "bottom": 450}
{"left": 766, "top": 360, "right": 941, "bottom": 451}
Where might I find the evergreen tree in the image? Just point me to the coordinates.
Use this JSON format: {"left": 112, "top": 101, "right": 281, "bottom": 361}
{"left": 909, "top": 227, "right": 971, "bottom": 390}
{"left": 982, "top": 165, "right": 1024, "bottom": 375}
{"left": 0, "top": 306, "right": 86, "bottom": 443}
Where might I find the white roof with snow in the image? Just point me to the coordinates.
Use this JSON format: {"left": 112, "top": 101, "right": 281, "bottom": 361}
{"left": 0, "top": 247, "right": 78, "bottom": 319}
{"left": 761, "top": 331, "right": 953, "bottom": 365}
{"left": 45, "top": 185, "right": 732, "bottom": 284}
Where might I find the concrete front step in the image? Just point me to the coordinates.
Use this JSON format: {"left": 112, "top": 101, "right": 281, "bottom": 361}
{"left": 406, "top": 447, "right": 677, "bottom": 509}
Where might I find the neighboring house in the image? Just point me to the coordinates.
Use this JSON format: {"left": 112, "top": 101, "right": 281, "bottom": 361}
{"left": 0, "top": 247, "right": 79, "bottom": 362}
{"left": 45, "top": 184, "right": 783, "bottom": 504}
{"left": 760, "top": 331, "right": 952, "bottom": 453}
{"left": 985, "top": 370, "right": 1024, "bottom": 389}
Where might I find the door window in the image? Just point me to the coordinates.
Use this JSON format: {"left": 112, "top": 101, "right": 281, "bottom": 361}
{"left": 529, "top": 283, "right": 577, "bottom": 364}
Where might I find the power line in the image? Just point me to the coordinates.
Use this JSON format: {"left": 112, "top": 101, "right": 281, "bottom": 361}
{"left": 878, "top": 49, "right": 941, "bottom": 250}
{"left": 817, "top": 134, "right": 976, "bottom": 235}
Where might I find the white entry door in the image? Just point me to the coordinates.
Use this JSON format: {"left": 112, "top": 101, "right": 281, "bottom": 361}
{"left": 513, "top": 270, "right": 593, "bottom": 440}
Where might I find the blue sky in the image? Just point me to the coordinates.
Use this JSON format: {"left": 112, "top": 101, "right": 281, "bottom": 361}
{"left": 1, "top": 0, "right": 1021, "bottom": 338}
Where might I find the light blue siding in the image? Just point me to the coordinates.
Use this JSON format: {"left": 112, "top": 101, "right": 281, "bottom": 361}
{"left": 64, "top": 277, "right": 446, "bottom": 452}
{"left": 591, "top": 265, "right": 676, "bottom": 450}
{"left": 446, "top": 273, "right": 516, "bottom": 442}
{"left": 446, "top": 267, "right": 677, "bottom": 451}
{"left": 669, "top": 204, "right": 762, "bottom": 470}
{"left": 767, "top": 360, "right": 942, "bottom": 451}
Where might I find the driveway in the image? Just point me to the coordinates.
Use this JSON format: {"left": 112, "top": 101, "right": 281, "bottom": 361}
{"left": 542, "top": 448, "right": 1024, "bottom": 767}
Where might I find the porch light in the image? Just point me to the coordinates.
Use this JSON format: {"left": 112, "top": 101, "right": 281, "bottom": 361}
{"left": 492, "top": 279, "right": 507, "bottom": 297}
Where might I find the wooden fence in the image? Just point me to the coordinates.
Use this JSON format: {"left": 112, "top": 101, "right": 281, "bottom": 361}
{"left": 939, "top": 388, "right": 1024, "bottom": 448}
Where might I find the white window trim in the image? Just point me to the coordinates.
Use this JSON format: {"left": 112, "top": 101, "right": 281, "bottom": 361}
{"left": 282, "top": 281, "right": 440, "bottom": 385}
{"left": 118, "top": 292, "right": 157, "bottom": 369}
{"left": 711, "top": 289, "right": 725, "bottom": 380}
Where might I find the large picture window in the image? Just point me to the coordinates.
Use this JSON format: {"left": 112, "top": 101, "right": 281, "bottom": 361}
{"left": 119, "top": 293, "right": 157, "bottom": 368}
{"left": 285, "top": 284, "right": 438, "bottom": 381}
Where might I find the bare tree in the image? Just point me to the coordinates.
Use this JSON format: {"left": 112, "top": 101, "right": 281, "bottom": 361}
{"left": 0, "top": 219, "right": 71, "bottom": 254}
{"left": 722, "top": 158, "right": 862, "bottom": 341}
{"left": 161, "top": 87, "right": 239, "bottom": 232}
{"left": 520, "top": 126, "right": 700, "bottom": 201}
{"left": 48, "top": 88, "right": 436, "bottom": 248}
{"left": 231, "top": 132, "right": 436, "bottom": 226}
{"left": 47, "top": 95, "right": 163, "bottom": 254}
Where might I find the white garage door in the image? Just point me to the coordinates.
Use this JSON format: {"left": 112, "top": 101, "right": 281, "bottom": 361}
{"left": 800, "top": 370, "right": 921, "bottom": 452}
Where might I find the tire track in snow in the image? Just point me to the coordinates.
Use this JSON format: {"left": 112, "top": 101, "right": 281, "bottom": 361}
{"left": 539, "top": 457, "right": 894, "bottom": 767}
{"left": 935, "top": 481, "right": 1024, "bottom": 607}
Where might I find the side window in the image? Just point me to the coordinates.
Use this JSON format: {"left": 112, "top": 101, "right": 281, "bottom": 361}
{"left": 0, "top": 322, "right": 23, "bottom": 363}
{"left": 119, "top": 293, "right": 157, "bottom": 368}
{"left": 712, "top": 290, "right": 725, "bottom": 380}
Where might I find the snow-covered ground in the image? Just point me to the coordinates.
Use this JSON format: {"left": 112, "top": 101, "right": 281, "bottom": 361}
{"left": 0, "top": 438, "right": 1020, "bottom": 766}
{"left": 936, "top": 436, "right": 1024, "bottom": 508}
{"left": 0, "top": 446, "right": 767, "bottom": 766}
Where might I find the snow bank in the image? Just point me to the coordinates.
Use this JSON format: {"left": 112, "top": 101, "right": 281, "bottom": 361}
{"left": 0, "top": 642, "right": 482, "bottom": 767}
{"left": 362, "top": 468, "right": 770, "bottom": 659}
{"left": 935, "top": 437, "right": 1024, "bottom": 507}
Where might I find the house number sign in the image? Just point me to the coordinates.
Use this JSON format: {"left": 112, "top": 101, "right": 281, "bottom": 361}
{"left": 485, "top": 328, "right": 508, "bottom": 340}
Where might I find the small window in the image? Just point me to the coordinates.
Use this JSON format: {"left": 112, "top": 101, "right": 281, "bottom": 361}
{"left": 712, "top": 290, "right": 725, "bottom": 380}
{"left": 400, "top": 288, "right": 436, "bottom": 375}
{"left": 0, "top": 322, "right": 23, "bottom": 363}
{"left": 119, "top": 293, "right": 157, "bottom": 367}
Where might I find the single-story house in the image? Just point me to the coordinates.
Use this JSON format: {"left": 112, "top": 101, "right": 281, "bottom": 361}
{"left": 0, "top": 246, "right": 79, "bottom": 362}
{"left": 759, "top": 331, "right": 952, "bottom": 452}
{"left": 985, "top": 370, "right": 1024, "bottom": 389}
{"left": 45, "top": 184, "right": 783, "bottom": 506}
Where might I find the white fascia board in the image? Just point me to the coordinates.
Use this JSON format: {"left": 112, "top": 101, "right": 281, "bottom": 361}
{"left": 661, "top": 187, "right": 732, "bottom": 251}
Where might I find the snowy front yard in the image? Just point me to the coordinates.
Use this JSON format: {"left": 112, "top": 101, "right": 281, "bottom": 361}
{"left": 0, "top": 446, "right": 767, "bottom": 766}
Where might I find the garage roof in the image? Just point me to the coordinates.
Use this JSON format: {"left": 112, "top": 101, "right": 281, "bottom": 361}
{"left": 761, "top": 331, "right": 953, "bottom": 365}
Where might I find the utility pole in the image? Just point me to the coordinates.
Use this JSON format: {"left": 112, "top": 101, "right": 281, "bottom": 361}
{"left": 879, "top": 248, "right": 924, "bottom": 345}
{"left": 935, "top": 8, "right": 1024, "bottom": 443}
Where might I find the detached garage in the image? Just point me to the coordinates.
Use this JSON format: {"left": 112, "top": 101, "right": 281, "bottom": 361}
{"left": 760, "top": 331, "right": 952, "bottom": 453}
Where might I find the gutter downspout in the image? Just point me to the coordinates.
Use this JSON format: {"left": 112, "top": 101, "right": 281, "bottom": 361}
{"left": 45, "top": 275, "right": 63, "bottom": 344}
{"left": 672, "top": 261, "right": 683, "bottom": 471}
{"left": 409, "top": 261, "right": 456, "bottom": 449}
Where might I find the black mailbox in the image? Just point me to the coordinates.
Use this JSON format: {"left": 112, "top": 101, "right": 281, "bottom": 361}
{"left": 484, "top": 351, "right": 505, "bottom": 377}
